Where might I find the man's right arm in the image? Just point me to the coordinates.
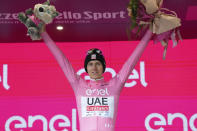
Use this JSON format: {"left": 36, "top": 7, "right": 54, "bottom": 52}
{"left": 41, "top": 31, "right": 80, "bottom": 90}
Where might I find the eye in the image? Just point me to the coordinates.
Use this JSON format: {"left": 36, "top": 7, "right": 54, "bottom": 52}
{"left": 96, "top": 62, "right": 101, "bottom": 66}
{"left": 39, "top": 7, "right": 44, "bottom": 12}
{"left": 88, "top": 62, "right": 93, "bottom": 66}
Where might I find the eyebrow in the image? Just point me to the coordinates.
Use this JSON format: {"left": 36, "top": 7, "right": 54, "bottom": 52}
{"left": 88, "top": 61, "right": 101, "bottom": 64}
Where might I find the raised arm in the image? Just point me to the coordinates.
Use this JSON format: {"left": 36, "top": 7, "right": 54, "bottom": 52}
{"left": 41, "top": 31, "right": 80, "bottom": 90}
{"left": 117, "top": 29, "right": 152, "bottom": 84}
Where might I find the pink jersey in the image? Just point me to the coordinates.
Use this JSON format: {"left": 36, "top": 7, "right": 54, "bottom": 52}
{"left": 41, "top": 30, "right": 152, "bottom": 131}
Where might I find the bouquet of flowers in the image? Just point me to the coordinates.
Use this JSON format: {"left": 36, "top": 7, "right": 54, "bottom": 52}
{"left": 127, "top": 0, "right": 182, "bottom": 59}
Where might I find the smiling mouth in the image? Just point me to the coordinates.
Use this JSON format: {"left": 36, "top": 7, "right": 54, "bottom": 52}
{"left": 91, "top": 71, "right": 99, "bottom": 75}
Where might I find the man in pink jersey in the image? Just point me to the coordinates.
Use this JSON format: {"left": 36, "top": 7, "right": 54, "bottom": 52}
{"left": 41, "top": 28, "right": 152, "bottom": 131}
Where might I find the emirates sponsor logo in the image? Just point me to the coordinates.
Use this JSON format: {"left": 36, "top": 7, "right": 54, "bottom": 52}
{"left": 87, "top": 106, "right": 109, "bottom": 111}
{"left": 81, "top": 97, "right": 114, "bottom": 118}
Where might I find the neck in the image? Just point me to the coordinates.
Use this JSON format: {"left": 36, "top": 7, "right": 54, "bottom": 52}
{"left": 90, "top": 77, "right": 104, "bottom": 81}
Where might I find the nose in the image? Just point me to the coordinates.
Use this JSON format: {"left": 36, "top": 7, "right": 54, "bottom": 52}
{"left": 92, "top": 64, "right": 98, "bottom": 70}
{"left": 92, "top": 64, "right": 96, "bottom": 69}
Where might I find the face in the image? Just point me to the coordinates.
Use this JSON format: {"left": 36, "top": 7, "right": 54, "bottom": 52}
{"left": 87, "top": 60, "right": 103, "bottom": 80}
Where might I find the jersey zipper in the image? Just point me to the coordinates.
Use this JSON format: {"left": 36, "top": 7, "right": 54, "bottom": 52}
{"left": 97, "top": 116, "right": 98, "bottom": 131}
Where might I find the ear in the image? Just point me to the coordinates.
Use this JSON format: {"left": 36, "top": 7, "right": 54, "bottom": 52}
{"left": 25, "top": 8, "right": 33, "bottom": 15}
{"left": 43, "top": 0, "right": 50, "bottom": 5}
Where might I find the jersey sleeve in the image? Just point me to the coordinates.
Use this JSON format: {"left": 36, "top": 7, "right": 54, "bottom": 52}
{"left": 41, "top": 32, "right": 80, "bottom": 91}
{"left": 117, "top": 29, "right": 152, "bottom": 86}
